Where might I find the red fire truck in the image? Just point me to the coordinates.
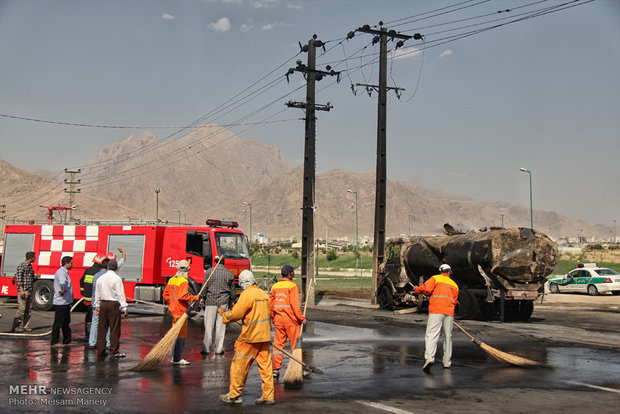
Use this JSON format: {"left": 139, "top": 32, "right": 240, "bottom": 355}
{"left": 0, "top": 219, "right": 250, "bottom": 311}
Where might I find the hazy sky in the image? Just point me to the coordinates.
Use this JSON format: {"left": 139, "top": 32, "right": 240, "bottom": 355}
{"left": 0, "top": 0, "right": 618, "bottom": 227}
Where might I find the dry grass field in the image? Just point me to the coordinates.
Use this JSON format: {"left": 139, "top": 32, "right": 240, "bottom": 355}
{"left": 561, "top": 249, "right": 620, "bottom": 264}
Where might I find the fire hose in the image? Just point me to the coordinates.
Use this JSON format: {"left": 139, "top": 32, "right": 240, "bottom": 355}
{"left": 0, "top": 297, "right": 85, "bottom": 337}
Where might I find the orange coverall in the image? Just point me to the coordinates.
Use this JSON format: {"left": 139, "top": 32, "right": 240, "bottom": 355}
{"left": 222, "top": 284, "right": 274, "bottom": 401}
{"left": 414, "top": 273, "right": 459, "bottom": 316}
{"left": 269, "top": 279, "right": 306, "bottom": 370}
{"left": 163, "top": 276, "right": 199, "bottom": 338}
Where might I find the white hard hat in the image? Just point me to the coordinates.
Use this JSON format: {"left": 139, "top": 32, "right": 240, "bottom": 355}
{"left": 439, "top": 264, "right": 452, "bottom": 273}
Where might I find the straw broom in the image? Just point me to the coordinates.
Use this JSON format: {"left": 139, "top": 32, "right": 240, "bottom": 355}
{"left": 283, "top": 279, "right": 312, "bottom": 388}
{"left": 130, "top": 256, "right": 224, "bottom": 372}
{"left": 453, "top": 321, "right": 541, "bottom": 367}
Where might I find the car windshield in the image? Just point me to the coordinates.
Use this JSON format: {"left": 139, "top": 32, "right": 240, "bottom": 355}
{"left": 594, "top": 268, "right": 619, "bottom": 276}
{"left": 215, "top": 232, "right": 249, "bottom": 260}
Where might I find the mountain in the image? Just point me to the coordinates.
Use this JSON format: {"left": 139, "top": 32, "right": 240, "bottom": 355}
{"left": 79, "top": 126, "right": 292, "bottom": 225}
{"left": 209, "top": 167, "right": 608, "bottom": 241}
{"left": 0, "top": 124, "right": 612, "bottom": 242}
{"left": 0, "top": 160, "right": 144, "bottom": 224}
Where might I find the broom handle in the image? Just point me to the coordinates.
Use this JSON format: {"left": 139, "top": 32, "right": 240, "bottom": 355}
{"left": 188, "top": 255, "right": 224, "bottom": 311}
{"left": 271, "top": 340, "right": 307, "bottom": 367}
{"left": 453, "top": 321, "right": 477, "bottom": 342}
{"left": 299, "top": 277, "right": 313, "bottom": 332}
{"left": 231, "top": 320, "right": 308, "bottom": 368}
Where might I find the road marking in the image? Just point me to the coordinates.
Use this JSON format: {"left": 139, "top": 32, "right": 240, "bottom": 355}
{"left": 563, "top": 381, "right": 620, "bottom": 394}
{"left": 356, "top": 400, "right": 414, "bottom": 414}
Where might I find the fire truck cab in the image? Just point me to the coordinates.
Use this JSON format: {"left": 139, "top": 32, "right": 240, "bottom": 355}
{"left": 0, "top": 219, "right": 250, "bottom": 311}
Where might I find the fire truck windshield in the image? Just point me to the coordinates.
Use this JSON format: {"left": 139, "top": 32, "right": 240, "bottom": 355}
{"left": 215, "top": 232, "right": 249, "bottom": 260}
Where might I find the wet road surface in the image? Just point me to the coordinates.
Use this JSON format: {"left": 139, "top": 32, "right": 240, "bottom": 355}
{"left": 1, "top": 298, "right": 619, "bottom": 413}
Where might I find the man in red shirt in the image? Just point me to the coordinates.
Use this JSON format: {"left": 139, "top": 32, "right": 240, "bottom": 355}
{"left": 415, "top": 264, "right": 459, "bottom": 371}
{"left": 269, "top": 264, "right": 305, "bottom": 380}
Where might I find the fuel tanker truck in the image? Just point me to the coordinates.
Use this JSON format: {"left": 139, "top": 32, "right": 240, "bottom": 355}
{"left": 377, "top": 224, "right": 558, "bottom": 321}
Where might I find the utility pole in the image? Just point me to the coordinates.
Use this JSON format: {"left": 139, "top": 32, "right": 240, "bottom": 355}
{"left": 0, "top": 204, "right": 6, "bottom": 243}
{"left": 286, "top": 34, "right": 339, "bottom": 307}
{"left": 352, "top": 23, "right": 422, "bottom": 304}
{"left": 64, "top": 168, "right": 81, "bottom": 222}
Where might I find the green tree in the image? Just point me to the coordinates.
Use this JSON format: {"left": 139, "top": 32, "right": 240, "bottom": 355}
{"left": 327, "top": 249, "right": 338, "bottom": 262}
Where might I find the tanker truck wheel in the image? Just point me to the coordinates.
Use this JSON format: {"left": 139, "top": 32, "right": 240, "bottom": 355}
{"left": 378, "top": 285, "right": 394, "bottom": 311}
{"left": 517, "top": 301, "right": 534, "bottom": 321}
{"left": 456, "top": 291, "right": 478, "bottom": 319}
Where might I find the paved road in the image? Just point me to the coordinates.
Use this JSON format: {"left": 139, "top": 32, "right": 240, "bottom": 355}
{"left": 0, "top": 296, "right": 618, "bottom": 413}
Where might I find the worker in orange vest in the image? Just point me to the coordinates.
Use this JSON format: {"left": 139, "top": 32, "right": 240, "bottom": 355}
{"left": 415, "top": 263, "right": 459, "bottom": 371}
{"left": 269, "top": 264, "right": 305, "bottom": 380}
{"left": 218, "top": 270, "right": 274, "bottom": 405}
{"left": 163, "top": 260, "right": 199, "bottom": 366}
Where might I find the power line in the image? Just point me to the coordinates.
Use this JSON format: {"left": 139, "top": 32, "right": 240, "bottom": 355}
{"left": 0, "top": 113, "right": 192, "bottom": 129}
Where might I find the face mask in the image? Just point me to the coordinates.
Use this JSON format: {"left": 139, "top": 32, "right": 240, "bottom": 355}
{"left": 238, "top": 271, "right": 255, "bottom": 290}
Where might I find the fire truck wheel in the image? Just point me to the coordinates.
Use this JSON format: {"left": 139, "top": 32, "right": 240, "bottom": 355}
{"left": 32, "top": 280, "right": 54, "bottom": 311}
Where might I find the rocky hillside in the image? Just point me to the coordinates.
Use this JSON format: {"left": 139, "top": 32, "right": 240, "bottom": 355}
{"left": 0, "top": 124, "right": 612, "bottom": 241}
{"left": 209, "top": 167, "right": 608, "bottom": 241}
{"left": 78, "top": 125, "right": 292, "bottom": 225}
{"left": 0, "top": 160, "right": 143, "bottom": 223}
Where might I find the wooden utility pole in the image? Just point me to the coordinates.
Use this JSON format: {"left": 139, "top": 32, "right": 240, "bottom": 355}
{"left": 63, "top": 168, "right": 81, "bottom": 222}
{"left": 355, "top": 24, "right": 421, "bottom": 304}
{"left": 286, "top": 35, "right": 338, "bottom": 306}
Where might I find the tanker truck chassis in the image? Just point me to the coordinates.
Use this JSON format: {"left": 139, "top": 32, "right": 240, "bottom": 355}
{"left": 377, "top": 226, "right": 558, "bottom": 322}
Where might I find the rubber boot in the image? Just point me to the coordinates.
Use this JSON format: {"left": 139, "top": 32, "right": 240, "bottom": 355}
{"left": 85, "top": 322, "right": 91, "bottom": 339}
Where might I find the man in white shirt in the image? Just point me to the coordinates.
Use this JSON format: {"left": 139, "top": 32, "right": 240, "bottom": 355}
{"left": 94, "top": 260, "right": 128, "bottom": 359}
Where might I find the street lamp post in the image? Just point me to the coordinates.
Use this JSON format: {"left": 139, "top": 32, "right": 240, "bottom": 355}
{"left": 242, "top": 202, "right": 253, "bottom": 244}
{"left": 242, "top": 208, "right": 248, "bottom": 234}
{"left": 614, "top": 220, "right": 617, "bottom": 244}
{"left": 173, "top": 209, "right": 181, "bottom": 226}
{"left": 408, "top": 214, "right": 414, "bottom": 236}
{"left": 519, "top": 168, "right": 533, "bottom": 230}
{"left": 501, "top": 213, "right": 505, "bottom": 228}
{"left": 154, "top": 187, "right": 160, "bottom": 225}
{"left": 347, "top": 189, "right": 361, "bottom": 297}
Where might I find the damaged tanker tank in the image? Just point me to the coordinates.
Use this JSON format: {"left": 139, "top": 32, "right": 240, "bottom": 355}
{"left": 377, "top": 224, "right": 558, "bottom": 321}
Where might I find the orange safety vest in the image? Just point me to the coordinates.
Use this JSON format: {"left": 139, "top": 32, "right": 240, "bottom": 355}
{"left": 415, "top": 273, "right": 459, "bottom": 316}
{"left": 222, "top": 284, "right": 271, "bottom": 343}
{"left": 269, "top": 279, "right": 305, "bottom": 326}
{"left": 163, "top": 275, "right": 199, "bottom": 317}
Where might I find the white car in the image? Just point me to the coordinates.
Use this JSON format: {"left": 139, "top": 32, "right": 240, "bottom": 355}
{"left": 548, "top": 263, "right": 620, "bottom": 296}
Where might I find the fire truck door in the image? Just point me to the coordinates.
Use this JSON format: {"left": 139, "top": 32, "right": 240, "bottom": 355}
{"left": 1, "top": 233, "right": 35, "bottom": 276}
{"left": 107, "top": 235, "right": 145, "bottom": 281}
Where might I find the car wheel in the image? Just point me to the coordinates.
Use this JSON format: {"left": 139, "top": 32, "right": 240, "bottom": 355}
{"left": 549, "top": 283, "right": 560, "bottom": 294}
{"left": 378, "top": 285, "right": 394, "bottom": 311}
{"left": 587, "top": 284, "right": 599, "bottom": 296}
{"left": 32, "top": 280, "right": 54, "bottom": 311}
{"left": 612, "top": 291, "right": 620, "bottom": 296}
